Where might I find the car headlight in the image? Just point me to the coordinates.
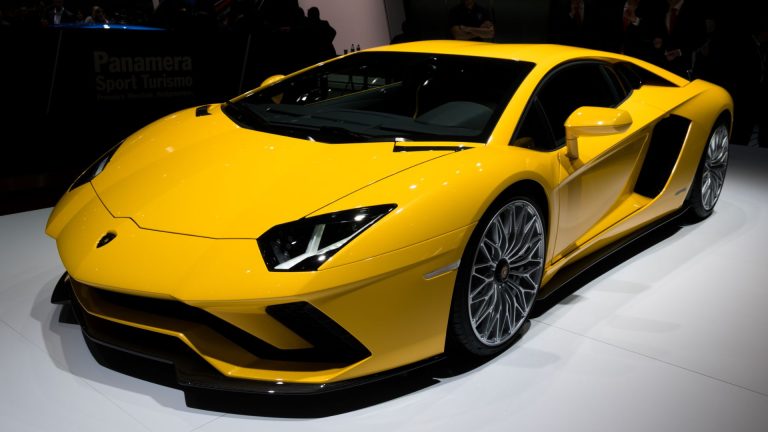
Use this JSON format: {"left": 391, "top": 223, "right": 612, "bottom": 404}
{"left": 69, "top": 141, "right": 123, "bottom": 191}
{"left": 258, "top": 204, "right": 397, "bottom": 271}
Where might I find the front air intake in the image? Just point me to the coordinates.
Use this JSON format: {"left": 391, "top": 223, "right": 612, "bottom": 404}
{"left": 267, "top": 302, "right": 371, "bottom": 363}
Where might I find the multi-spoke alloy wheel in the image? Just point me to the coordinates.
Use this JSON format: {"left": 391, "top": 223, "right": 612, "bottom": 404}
{"left": 689, "top": 122, "right": 729, "bottom": 220}
{"left": 701, "top": 124, "right": 729, "bottom": 211}
{"left": 449, "top": 196, "right": 545, "bottom": 356}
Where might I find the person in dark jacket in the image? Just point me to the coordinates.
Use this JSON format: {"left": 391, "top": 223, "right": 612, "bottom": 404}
{"left": 44, "top": 0, "right": 76, "bottom": 26}
{"left": 305, "top": 6, "right": 337, "bottom": 63}
{"left": 648, "top": 0, "right": 708, "bottom": 78}
{"left": 449, "top": 0, "right": 495, "bottom": 41}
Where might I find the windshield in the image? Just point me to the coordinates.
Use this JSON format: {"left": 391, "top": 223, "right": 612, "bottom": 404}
{"left": 224, "top": 52, "right": 534, "bottom": 143}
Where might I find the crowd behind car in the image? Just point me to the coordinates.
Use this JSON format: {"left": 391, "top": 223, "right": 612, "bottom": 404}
{"left": 2, "top": 0, "right": 766, "bottom": 146}
{"left": 545, "top": 0, "right": 767, "bottom": 147}
{"left": 434, "top": 0, "right": 767, "bottom": 147}
{"left": 0, "top": 0, "right": 329, "bottom": 34}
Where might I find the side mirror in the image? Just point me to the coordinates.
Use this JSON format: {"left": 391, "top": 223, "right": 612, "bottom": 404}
{"left": 564, "top": 107, "right": 632, "bottom": 159}
{"left": 261, "top": 74, "right": 285, "bottom": 88}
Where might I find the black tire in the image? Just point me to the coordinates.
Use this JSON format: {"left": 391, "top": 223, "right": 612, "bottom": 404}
{"left": 687, "top": 122, "right": 729, "bottom": 221}
{"left": 447, "top": 194, "right": 546, "bottom": 357}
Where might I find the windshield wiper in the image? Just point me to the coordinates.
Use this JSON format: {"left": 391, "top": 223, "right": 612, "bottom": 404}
{"left": 223, "top": 101, "right": 270, "bottom": 128}
{"left": 224, "top": 103, "right": 319, "bottom": 140}
{"left": 225, "top": 104, "right": 408, "bottom": 143}
{"left": 308, "top": 126, "right": 374, "bottom": 143}
{"left": 392, "top": 144, "right": 474, "bottom": 152}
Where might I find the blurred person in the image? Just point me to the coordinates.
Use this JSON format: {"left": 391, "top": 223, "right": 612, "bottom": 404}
{"left": 305, "top": 7, "right": 336, "bottom": 62}
{"left": 189, "top": 0, "right": 218, "bottom": 31}
{"left": 216, "top": 0, "right": 247, "bottom": 32}
{"left": 759, "top": 27, "right": 768, "bottom": 148}
{"left": 0, "top": 9, "right": 10, "bottom": 30}
{"left": 305, "top": 7, "right": 336, "bottom": 63}
{"left": 693, "top": 2, "right": 764, "bottom": 145}
{"left": 6, "top": 4, "right": 45, "bottom": 29}
{"left": 648, "top": 0, "right": 708, "bottom": 78}
{"left": 621, "top": 0, "right": 657, "bottom": 59}
{"left": 549, "top": 0, "right": 598, "bottom": 49}
{"left": 151, "top": 0, "right": 191, "bottom": 30}
{"left": 84, "top": 5, "right": 108, "bottom": 24}
{"left": 257, "top": 0, "right": 309, "bottom": 73}
{"left": 449, "top": 0, "right": 495, "bottom": 41}
{"left": 43, "top": 0, "right": 76, "bottom": 26}
{"left": 391, "top": 19, "right": 418, "bottom": 44}
{"left": 261, "top": 0, "right": 304, "bottom": 34}
{"left": 152, "top": 0, "right": 217, "bottom": 31}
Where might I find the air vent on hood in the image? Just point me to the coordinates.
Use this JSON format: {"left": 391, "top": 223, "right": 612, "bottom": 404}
{"left": 195, "top": 105, "right": 211, "bottom": 117}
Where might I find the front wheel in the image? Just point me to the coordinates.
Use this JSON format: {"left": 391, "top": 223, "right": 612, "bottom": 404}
{"left": 688, "top": 122, "right": 729, "bottom": 221}
{"left": 448, "top": 196, "right": 546, "bottom": 357}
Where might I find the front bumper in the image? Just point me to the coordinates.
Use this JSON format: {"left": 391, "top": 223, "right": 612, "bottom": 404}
{"left": 47, "top": 184, "right": 471, "bottom": 388}
{"left": 53, "top": 273, "right": 443, "bottom": 396}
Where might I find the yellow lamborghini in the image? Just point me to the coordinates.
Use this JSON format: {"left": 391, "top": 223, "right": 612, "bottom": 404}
{"left": 46, "top": 42, "right": 732, "bottom": 404}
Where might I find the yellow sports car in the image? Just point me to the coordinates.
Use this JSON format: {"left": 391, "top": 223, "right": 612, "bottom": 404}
{"left": 47, "top": 42, "right": 732, "bottom": 405}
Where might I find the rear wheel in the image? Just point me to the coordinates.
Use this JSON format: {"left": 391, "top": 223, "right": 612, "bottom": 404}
{"left": 688, "top": 123, "right": 729, "bottom": 220}
{"left": 448, "top": 195, "right": 546, "bottom": 356}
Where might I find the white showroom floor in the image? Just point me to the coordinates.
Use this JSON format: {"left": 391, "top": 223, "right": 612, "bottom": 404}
{"left": 1, "top": 145, "right": 767, "bottom": 432}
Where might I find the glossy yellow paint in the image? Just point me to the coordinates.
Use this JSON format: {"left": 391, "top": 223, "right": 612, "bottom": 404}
{"left": 47, "top": 41, "right": 733, "bottom": 385}
{"left": 47, "top": 182, "right": 472, "bottom": 382}
{"left": 84, "top": 104, "right": 451, "bottom": 239}
{"left": 71, "top": 279, "right": 353, "bottom": 382}
{"left": 564, "top": 107, "right": 633, "bottom": 159}
{"left": 542, "top": 80, "right": 732, "bottom": 284}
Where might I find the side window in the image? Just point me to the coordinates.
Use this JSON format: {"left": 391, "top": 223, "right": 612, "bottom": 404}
{"left": 614, "top": 62, "right": 642, "bottom": 90}
{"left": 614, "top": 61, "right": 677, "bottom": 88}
{"left": 537, "top": 62, "right": 622, "bottom": 146}
{"left": 512, "top": 98, "right": 557, "bottom": 150}
{"left": 601, "top": 65, "right": 629, "bottom": 104}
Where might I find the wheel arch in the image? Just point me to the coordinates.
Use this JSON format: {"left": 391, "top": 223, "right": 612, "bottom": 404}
{"left": 688, "top": 108, "right": 732, "bottom": 188}
{"left": 717, "top": 109, "right": 733, "bottom": 135}
{"left": 472, "top": 178, "right": 552, "bottom": 264}
{"left": 491, "top": 179, "right": 550, "bottom": 232}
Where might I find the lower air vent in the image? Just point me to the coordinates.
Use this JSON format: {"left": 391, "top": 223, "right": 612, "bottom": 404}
{"left": 267, "top": 302, "right": 371, "bottom": 363}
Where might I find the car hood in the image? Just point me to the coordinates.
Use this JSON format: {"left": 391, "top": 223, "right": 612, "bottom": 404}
{"left": 92, "top": 106, "right": 455, "bottom": 239}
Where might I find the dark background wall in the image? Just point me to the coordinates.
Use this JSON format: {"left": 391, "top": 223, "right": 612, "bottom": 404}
{"left": 1, "top": 0, "right": 766, "bottom": 216}
{"left": 1, "top": 28, "right": 275, "bottom": 215}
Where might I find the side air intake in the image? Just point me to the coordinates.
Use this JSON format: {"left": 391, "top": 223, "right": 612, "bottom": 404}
{"left": 634, "top": 114, "right": 691, "bottom": 198}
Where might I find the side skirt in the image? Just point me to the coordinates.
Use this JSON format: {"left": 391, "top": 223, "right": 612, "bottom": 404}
{"left": 538, "top": 207, "right": 688, "bottom": 300}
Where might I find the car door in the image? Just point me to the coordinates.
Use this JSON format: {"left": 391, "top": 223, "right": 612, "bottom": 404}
{"left": 515, "top": 61, "right": 658, "bottom": 261}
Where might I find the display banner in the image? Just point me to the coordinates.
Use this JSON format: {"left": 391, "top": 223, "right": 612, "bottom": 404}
{"left": 3, "top": 28, "right": 250, "bottom": 177}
